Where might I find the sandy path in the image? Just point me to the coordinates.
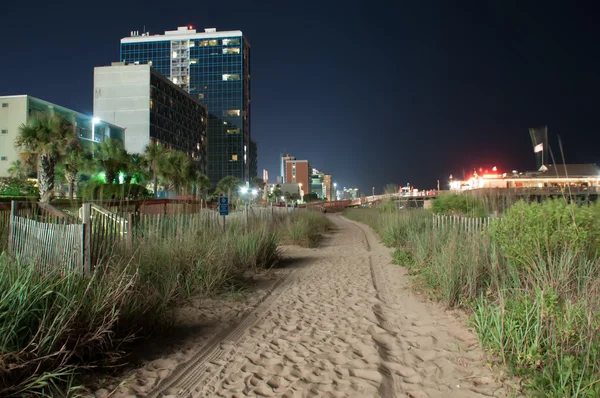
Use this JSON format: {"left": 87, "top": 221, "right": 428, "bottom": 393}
{"left": 148, "top": 215, "right": 514, "bottom": 397}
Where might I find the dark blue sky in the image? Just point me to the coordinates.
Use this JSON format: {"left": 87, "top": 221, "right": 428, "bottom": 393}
{"left": 1, "top": 1, "right": 599, "bottom": 193}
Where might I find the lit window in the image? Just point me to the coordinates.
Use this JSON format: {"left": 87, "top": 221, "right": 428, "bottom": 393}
{"left": 189, "top": 41, "right": 195, "bottom": 47}
{"left": 223, "top": 110, "right": 241, "bottom": 117}
{"left": 223, "top": 47, "right": 240, "bottom": 54}
{"left": 222, "top": 74, "right": 240, "bottom": 81}
{"left": 134, "top": 61, "right": 140, "bottom": 65}
{"left": 190, "top": 59, "right": 198, "bottom": 64}
{"left": 222, "top": 38, "right": 240, "bottom": 45}
{"left": 172, "top": 51, "right": 178, "bottom": 58}
{"left": 0, "top": 129, "right": 7, "bottom": 135}
{"left": 198, "top": 40, "right": 209, "bottom": 47}
{"left": 227, "top": 128, "right": 240, "bottom": 134}
{"left": 172, "top": 77, "right": 178, "bottom": 84}
{"left": 1, "top": 103, "right": 7, "bottom": 108}
{"left": 209, "top": 39, "right": 218, "bottom": 46}
{"left": 231, "top": 155, "right": 238, "bottom": 161}
{"left": 198, "top": 93, "right": 204, "bottom": 99}
{"left": 0, "top": 156, "right": 7, "bottom": 161}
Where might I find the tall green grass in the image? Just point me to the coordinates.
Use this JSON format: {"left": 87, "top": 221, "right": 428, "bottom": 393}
{"left": 0, "top": 215, "right": 284, "bottom": 396}
{"left": 283, "top": 211, "right": 333, "bottom": 247}
{"left": 0, "top": 208, "right": 331, "bottom": 396}
{"left": 345, "top": 199, "right": 600, "bottom": 396}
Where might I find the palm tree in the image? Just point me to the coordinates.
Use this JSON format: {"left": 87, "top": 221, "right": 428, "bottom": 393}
{"left": 144, "top": 143, "right": 166, "bottom": 198}
{"left": 158, "top": 150, "right": 196, "bottom": 196}
{"left": 60, "top": 146, "right": 91, "bottom": 200}
{"left": 195, "top": 172, "right": 211, "bottom": 201}
{"left": 124, "top": 153, "right": 149, "bottom": 185}
{"left": 215, "top": 176, "right": 242, "bottom": 200}
{"left": 7, "top": 160, "right": 30, "bottom": 180}
{"left": 15, "top": 113, "right": 76, "bottom": 202}
{"left": 94, "top": 139, "right": 129, "bottom": 185}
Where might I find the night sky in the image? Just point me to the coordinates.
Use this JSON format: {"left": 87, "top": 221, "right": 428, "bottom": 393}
{"left": 2, "top": 1, "right": 599, "bottom": 193}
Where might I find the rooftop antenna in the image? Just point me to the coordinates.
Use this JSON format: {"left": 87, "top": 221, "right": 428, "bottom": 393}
{"left": 143, "top": 25, "right": 146, "bottom": 34}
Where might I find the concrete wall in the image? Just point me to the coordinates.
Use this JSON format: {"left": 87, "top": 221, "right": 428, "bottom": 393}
{"left": 0, "top": 97, "right": 27, "bottom": 177}
{"left": 94, "top": 65, "right": 151, "bottom": 154}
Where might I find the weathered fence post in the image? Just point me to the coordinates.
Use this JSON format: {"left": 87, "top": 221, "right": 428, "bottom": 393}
{"left": 7, "top": 201, "right": 19, "bottom": 255}
{"left": 127, "top": 213, "right": 133, "bottom": 250}
{"left": 82, "top": 203, "right": 92, "bottom": 277}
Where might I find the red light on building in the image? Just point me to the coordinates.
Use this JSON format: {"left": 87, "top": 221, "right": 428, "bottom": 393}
{"left": 188, "top": 25, "right": 193, "bottom": 30}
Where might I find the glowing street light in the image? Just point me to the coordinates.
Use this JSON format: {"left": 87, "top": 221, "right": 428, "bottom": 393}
{"left": 251, "top": 188, "right": 258, "bottom": 196}
{"left": 91, "top": 117, "right": 100, "bottom": 141}
{"left": 240, "top": 186, "right": 248, "bottom": 194}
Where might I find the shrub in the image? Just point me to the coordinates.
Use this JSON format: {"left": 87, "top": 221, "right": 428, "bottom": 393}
{"left": 392, "top": 248, "right": 413, "bottom": 267}
{"left": 80, "top": 183, "right": 153, "bottom": 201}
{"left": 0, "top": 178, "right": 39, "bottom": 198}
{"left": 432, "top": 192, "right": 487, "bottom": 217}
{"left": 488, "top": 200, "right": 600, "bottom": 268}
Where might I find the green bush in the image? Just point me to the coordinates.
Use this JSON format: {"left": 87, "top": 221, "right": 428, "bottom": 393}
{"left": 488, "top": 200, "right": 600, "bottom": 268}
{"left": 80, "top": 182, "right": 153, "bottom": 201}
{"left": 0, "top": 178, "right": 39, "bottom": 198}
{"left": 392, "top": 248, "right": 413, "bottom": 267}
{"left": 432, "top": 193, "right": 487, "bottom": 217}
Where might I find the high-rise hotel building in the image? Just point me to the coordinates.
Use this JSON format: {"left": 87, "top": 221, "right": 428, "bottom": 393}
{"left": 120, "top": 26, "right": 251, "bottom": 186}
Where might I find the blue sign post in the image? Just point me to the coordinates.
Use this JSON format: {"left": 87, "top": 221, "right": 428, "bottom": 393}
{"left": 219, "top": 196, "right": 229, "bottom": 232}
{"left": 219, "top": 196, "right": 229, "bottom": 216}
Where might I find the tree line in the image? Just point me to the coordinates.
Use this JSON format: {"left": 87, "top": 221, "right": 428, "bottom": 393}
{"left": 9, "top": 112, "right": 265, "bottom": 203}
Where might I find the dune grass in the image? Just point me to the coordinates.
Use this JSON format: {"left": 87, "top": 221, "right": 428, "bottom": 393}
{"left": 345, "top": 199, "right": 600, "bottom": 396}
{"left": 282, "top": 210, "right": 333, "bottom": 247}
{"left": 0, "top": 208, "right": 331, "bottom": 396}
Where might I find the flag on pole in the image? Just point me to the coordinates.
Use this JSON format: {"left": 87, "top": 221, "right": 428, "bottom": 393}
{"left": 534, "top": 143, "right": 543, "bottom": 153}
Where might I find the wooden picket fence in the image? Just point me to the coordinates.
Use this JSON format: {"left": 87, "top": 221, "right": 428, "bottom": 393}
{"left": 432, "top": 213, "right": 495, "bottom": 233}
{"left": 4, "top": 201, "right": 299, "bottom": 276}
{"left": 7, "top": 202, "right": 84, "bottom": 274}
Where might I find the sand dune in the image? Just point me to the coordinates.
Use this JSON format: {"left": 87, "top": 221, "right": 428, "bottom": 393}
{"left": 94, "top": 215, "right": 517, "bottom": 398}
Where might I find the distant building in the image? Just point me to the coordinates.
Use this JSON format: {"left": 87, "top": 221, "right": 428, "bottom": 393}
{"left": 120, "top": 26, "right": 251, "bottom": 186}
{"left": 93, "top": 63, "right": 208, "bottom": 174}
{"left": 311, "top": 169, "right": 325, "bottom": 199}
{"left": 0, "top": 95, "right": 125, "bottom": 177}
{"left": 285, "top": 159, "right": 312, "bottom": 197}
{"left": 280, "top": 154, "right": 296, "bottom": 183}
{"left": 249, "top": 139, "right": 258, "bottom": 180}
{"left": 341, "top": 187, "right": 360, "bottom": 200}
{"left": 449, "top": 164, "right": 600, "bottom": 191}
{"left": 279, "top": 183, "right": 300, "bottom": 198}
{"left": 323, "top": 174, "right": 333, "bottom": 201}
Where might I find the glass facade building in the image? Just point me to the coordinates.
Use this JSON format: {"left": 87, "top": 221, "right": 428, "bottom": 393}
{"left": 249, "top": 139, "right": 257, "bottom": 182}
{"left": 149, "top": 69, "right": 207, "bottom": 172}
{"left": 120, "top": 26, "right": 252, "bottom": 187}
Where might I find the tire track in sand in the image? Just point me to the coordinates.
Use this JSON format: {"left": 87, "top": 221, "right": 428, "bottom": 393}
{"left": 147, "top": 266, "right": 304, "bottom": 398}
{"left": 342, "top": 216, "right": 405, "bottom": 398}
